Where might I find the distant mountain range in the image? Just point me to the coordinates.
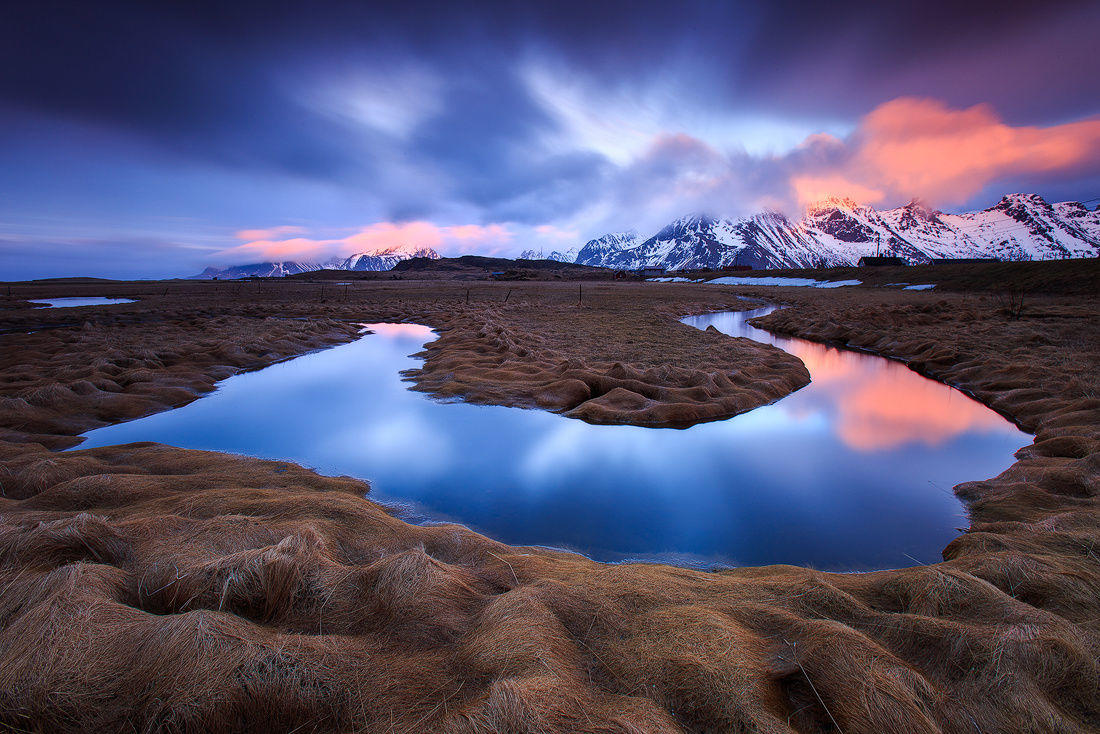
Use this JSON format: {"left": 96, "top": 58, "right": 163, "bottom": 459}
{"left": 518, "top": 247, "right": 580, "bottom": 263}
{"left": 191, "top": 245, "right": 440, "bottom": 279}
{"left": 192, "top": 193, "right": 1099, "bottom": 278}
{"left": 571, "top": 194, "right": 1100, "bottom": 270}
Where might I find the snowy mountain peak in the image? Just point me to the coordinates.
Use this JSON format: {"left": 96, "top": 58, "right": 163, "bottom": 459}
{"left": 592, "top": 231, "right": 639, "bottom": 247}
{"left": 901, "top": 198, "right": 936, "bottom": 215}
{"left": 669, "top": 213, "right": 717, "bottom": 228}
{"left": 995, "top": 192, "right": 1050, "bottom": 209}
{"left": 891, "top": 199, "right": 942, "bottom": 228}
{"left": 518, "top": 247, "right": 580, "bottom": 263}
{"left": 191, "top": 246, "right": 440, "bottom": 279}
{"left": 1056, "top": 201, "right": 1098, "bottom": 218}
{"left": 329, "top": 246, "right": 439, "bottom": 271}
{"left": 805, "top": 196, "right": 863, "bottom": 216}
{"left": 574, "top": 192, "right": 1100, "bottom": 271}
{"left": 574, "top": 231, "right": 639, "bottom": 267}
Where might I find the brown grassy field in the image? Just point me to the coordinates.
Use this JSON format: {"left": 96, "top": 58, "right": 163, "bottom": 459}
{"left": 0, "top": 270, "right": 1097, "bottom": 732}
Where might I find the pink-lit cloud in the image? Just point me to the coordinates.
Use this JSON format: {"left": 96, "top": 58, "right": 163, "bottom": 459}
{"left": 216, "top": 221, "right": 513, "bottom": 264}
{"left": 790, "top": 175, "right": 885, "bottom": 208}
{"left": 793, "top": 98, "right": 1100, "bottom": 207}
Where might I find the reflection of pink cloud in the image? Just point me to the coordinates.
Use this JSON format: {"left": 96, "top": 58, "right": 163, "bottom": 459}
{"left": 794, "top": 97, "right": 1100, "bottom": 207}
{"left": 837, "top": 375, "right": 1008, "bottom": 450}
{"left": 216, "top": 221, "right": 513, "bottom": 264}
{"left": 784, "top": 339, "right": 1010, "bottom": 450}
{"left": 787, "top": 342, "right": 860, "bottom": 384}
{"left": 364, "top": 323, "right": 435, "bottom": 340}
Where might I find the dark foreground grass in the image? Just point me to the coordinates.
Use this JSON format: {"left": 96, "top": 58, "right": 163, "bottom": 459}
{"left": 0, "top": 274, "right": 1097, "bottom": 732}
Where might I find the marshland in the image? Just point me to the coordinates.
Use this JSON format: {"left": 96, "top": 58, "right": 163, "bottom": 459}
{"left": 1, "top": 261, "right": 1098, "bottom": 732}
{"left": 5, "top": 1, "right": 1100, "bottom": 728}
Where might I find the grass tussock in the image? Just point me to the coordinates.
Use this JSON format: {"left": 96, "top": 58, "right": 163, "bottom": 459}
{"left": 0, "top": 277, "right": 1097, "bottom": 731}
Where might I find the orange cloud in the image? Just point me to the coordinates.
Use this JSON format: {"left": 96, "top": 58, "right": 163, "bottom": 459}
{"left": 792, "top": 175, "right": 884, "bottom": 208}
{"left": 216, "top": 221, "right": 513, "bottom": 263}
{"left": 794, "top": 97, "right": 1100, "bottom": 207}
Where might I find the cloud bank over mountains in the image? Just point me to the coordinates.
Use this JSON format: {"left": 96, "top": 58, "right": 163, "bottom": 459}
{"left": 2, "top": 0, "right": 1098, "bottom": 277}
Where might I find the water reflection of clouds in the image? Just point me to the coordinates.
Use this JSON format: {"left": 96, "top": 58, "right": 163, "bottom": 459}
{"left": 834, "top": 373, "right": 1010, "bottom": 450}
{"left": 364, "top": 322, "right": 435, "bottom": 340}
{"left": 519, "top": 421, "right": 680, "bottom": 487}
{"left": 76, "top": 319, "right": 1025, "bottom": 570}
{"left": 688, "top": 310, "right": 1019, "bottom": 452}
{"left": 785, "top": 341, "right": 1012, "bottom": 451}
{"left": 519, "top": 397, "right": 830, "bottom": 492}
{"left": 355, "top": 413, "right": 453, "bottom": 479}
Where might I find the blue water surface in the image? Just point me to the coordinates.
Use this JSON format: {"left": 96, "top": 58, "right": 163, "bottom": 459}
{"left": 77, "top": 309, "right": 1027, "bottom": 570}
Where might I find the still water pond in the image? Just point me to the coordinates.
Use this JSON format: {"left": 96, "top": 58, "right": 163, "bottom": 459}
{"left": 78, "top": 308, "right": 1027, "bottom": 570}
{"left": 31, "top": 297, "right": 137, "bottom": 308}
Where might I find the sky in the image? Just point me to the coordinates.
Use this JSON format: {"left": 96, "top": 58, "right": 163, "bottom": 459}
{"left": 2, "top": 0, "right": 1099, "bottom": 279}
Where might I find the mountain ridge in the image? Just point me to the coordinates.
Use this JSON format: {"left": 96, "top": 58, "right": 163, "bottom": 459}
{"left": 574, "top": 194, "right": 1100, "bottom": 270}
{"left": 190, "top": 246, "right": 440, "bottom": 279}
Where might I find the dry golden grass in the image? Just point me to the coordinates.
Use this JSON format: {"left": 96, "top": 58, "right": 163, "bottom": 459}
{"left": 402, "top": 294, "right": 808, "bottom": 426}
{"left": 0, "top": 276, "right": 1097, "bottom": 732}
{"left": 1, "top": 281, "right": 810, "bottom": 435}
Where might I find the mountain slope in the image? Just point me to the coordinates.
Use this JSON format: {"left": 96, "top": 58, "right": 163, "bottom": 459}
{"left": 326, "top": 246, "right": 440, "bottom": 272}
{"left": 191, "top": 246, "right": 440, "bottom": 279}
{"left": 191, "top": 261, "right": 320, "bottom": 279}
{"left": 575, "top": 194, "right": 1100, "bottom": 270}
{"left": 518, "top": 248, "right": 579, "bottom": 263}
{"left": 574, "top": 232, "right": 640, "bottom": 268}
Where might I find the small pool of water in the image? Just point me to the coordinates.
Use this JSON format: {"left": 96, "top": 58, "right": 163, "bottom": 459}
{"left": 31, "top": 297, "right": 137, "bottom": 308}
{"left": 76, "top": 310, "right": 1027, "bottom": 570}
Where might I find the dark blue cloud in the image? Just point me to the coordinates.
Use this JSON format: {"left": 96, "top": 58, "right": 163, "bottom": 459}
{"left": 1, "top": 0, "right": 1097, "bottom": 276}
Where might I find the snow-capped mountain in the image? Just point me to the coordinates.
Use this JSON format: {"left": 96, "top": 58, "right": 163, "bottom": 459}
{"left": 517, "top": 247, "right": 580, "bottom": 263}
{"left": 326, "top": 246, "right": 440, "bottom": 272}
{"left": 191, "top": 262, "right": 319, "bottom": 279}
{"left": 191, "top": 246, "right": 440, "bottom": 279}
{"left": 573, "top": 194, "right": 1100, "bottom": 270}
{"left": 574, "top": 232, "right": 639, "bottom": 266}
{"left": 941, "top": 194, "right": 1100, "bottom": 261}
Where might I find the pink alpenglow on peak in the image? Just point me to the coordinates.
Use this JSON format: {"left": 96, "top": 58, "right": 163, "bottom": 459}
{"left": 192, "top": 221, "right": 517, "bottom": 278}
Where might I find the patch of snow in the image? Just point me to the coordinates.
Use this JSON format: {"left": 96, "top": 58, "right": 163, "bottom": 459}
{"left": 705, "top": 277, "right": 861, "bottom": 288}
{"left": 903, "top": 284, "right": 935, "bottom": 290}
{"left": 647, "top": 277, "right": 696, "bottom": 282}
{"left": 816, "top": 279, "right": 863, "bottom": 288}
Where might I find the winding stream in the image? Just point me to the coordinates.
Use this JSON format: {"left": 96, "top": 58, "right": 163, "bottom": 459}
{"left": 76, "top": 307, "right": 1027, "bottom": 570}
